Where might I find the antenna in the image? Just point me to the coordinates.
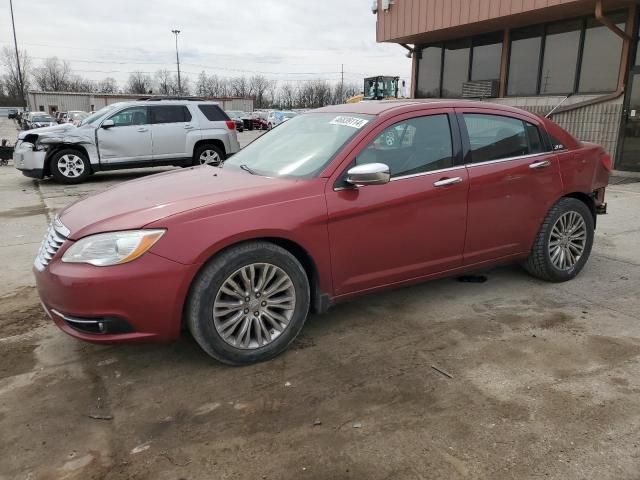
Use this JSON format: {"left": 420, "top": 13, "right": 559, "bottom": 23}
{"left": 545, "top": 94, "right": 572, "bottom": 118}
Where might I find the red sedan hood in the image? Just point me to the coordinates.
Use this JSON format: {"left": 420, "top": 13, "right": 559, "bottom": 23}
{"left": 59, "top": 167, "right": 296, "bottom": 239}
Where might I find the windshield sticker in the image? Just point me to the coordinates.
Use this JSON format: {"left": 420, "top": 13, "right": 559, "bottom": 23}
{"left": 330, "top": 116, "right": 369, "bottom": 129}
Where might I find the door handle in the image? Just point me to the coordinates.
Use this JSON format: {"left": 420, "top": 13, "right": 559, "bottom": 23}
{"left": 137, "top": 127, "right": 148, "bottom": 132}
{"left": 184, "top": 124, "right": 194, "bottom": 129}
{"left": 529, "top": 160, "right": 551, "bottom": 169}
{"left": 433, "top": 177, "right": 463, "bottom": 187}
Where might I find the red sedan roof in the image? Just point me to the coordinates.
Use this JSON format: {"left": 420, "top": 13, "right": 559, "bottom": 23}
{"left": 315, "top": 99, "right": 538, "bottom": 119}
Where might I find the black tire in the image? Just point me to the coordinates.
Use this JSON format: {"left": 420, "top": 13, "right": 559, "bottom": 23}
{"left": 50, "top": 149, "right": 91, "bottom": 184}
{"left": 186, "top": 241, "right": 311, "bottom": 365}
{"left": 524, "top": 197, "right": 594, "bottom": 283}
{"left": 193, "top": 144, "right": 225, "bottom": 167}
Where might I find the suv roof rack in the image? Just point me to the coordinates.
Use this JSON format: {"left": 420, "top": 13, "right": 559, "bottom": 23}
{"left": 137, "top": 96, "right": 207, "bottom": 102}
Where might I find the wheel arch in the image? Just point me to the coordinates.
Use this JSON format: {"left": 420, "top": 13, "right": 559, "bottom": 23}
{"left": 183, "top": 236, "right": 329, "bottom": 331}
{"left": 45, "top": 144, "right": 91, "bottom": 176}
{"left": 563, "top": 192, "right": 596, "bottom": 228}
{"left": 193, "top": 139, "right": 226, "bottom": 158}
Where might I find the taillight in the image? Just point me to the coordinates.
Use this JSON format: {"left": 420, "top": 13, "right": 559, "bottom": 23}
{"left": 600, "top": 152, "right": 612, "bottom": 171}
{"left": 225, "top": 120, "right": 236, "bottom": 130}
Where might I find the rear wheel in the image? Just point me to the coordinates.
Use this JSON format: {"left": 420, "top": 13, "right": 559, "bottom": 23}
{"left": 187, "top": 242, "right": 310, "bottom": 365}
{"left": 524, "top": 197, "right": 594, "bottom": 282}
{"left": 50, "top": 149, "right": 90, "bottom": 184}
{"left": 194, "top": 144, "right": 225, "bottom": 167}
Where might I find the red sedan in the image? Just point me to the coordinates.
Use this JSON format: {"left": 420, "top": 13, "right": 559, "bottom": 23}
{"left": 34, "top": 100, "right": 610, "bottom": 364}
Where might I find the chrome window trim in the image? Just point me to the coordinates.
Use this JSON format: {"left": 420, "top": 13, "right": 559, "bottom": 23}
{"left": 466, "top": 151, "right": 550, "bottom": 168}
{"left": 333, "top": 165, "right": 464, "bottom": 191}
{"left": 390, "top": 165, "right": 465, "bottom": 182}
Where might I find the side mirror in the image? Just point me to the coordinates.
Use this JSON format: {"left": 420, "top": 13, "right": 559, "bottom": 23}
{"left": 346, "top": 163, "right": 390, "bottom": 186}
{"left": 101, "top": 119, "right": 115, "bottom": 129}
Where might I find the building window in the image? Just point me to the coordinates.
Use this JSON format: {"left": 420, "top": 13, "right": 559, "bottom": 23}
{"left": 471, "top": 33, "right": 503, "bottom": 81}
{"left": 442, "top": 39, "right": 471, "bottom": 98}
{"left": 579, "top": 15, "right": 626, "bottom": 93}
{"left": 416, "top": 46, "right": 442, "bottom": 98}
{"left": 507, "top": 26, "right": 543, "bottom": 96}
{"left": 540, "top": 20, "right": 583, "bottom": 95}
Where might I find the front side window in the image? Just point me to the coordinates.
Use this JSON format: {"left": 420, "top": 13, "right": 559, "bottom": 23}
{"left": 356, "top": 115, "right": 454, "bottom": 178}
{"left": 108, "top": 107, "right": 148, "bottom": 127}
{"left": 540, "top": 20, "right": 582, "bottom": 95}
{"left": 150, "top": 106, "right": 192, "bottom": 124}
{"left": 464, "top": 114, "right": 535, "bottom": 163}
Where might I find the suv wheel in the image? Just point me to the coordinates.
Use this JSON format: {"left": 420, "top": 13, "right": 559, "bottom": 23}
{"left": 186, "top": 241, "right": 310, "bottom": 365}
{"left": 50, "top": 149, "right": 91, "bottom": 184}
{"left": 194, "top": 144, "right": 225, "bottom": 167}
{"left": 524, "top": 197, "right": 594, "bottom": 283}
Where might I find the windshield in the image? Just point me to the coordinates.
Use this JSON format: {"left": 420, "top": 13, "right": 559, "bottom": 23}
{"left": 80, "top": 105, "right": 117, "bottom": 126}
{"left": 33, "top": 116, "right": 53, "bottom": 122}
{"left": 223, "top": 112, "right": 373, "bottom": 178}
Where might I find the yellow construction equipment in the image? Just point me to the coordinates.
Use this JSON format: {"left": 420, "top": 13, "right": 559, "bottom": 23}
{"left": 347, "top": 75, "right": 401, "bottom": 103}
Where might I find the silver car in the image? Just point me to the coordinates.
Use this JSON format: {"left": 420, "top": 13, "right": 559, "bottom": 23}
{"left": 13, "top": 99, "right": 241, "bottom": 184}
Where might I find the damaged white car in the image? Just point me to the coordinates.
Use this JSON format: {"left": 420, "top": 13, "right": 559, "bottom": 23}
{"left": 13, "top": 99, "right": 241, "bottom": 184}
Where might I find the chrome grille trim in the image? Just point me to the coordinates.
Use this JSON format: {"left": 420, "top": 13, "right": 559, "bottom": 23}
{"left": 34, "top": 217, "right": 69, "bottom": 271}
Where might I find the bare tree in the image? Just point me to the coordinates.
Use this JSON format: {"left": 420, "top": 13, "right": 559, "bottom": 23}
{"left": 97, "top": 77, "right": 118, "bottom": 94}
{"left": 1, "top": 46, "right": 30, "bottom": 102}
{"left": 33, "top": 57, "right": 72, "bottom": 91}
{"left": 155, "top": 69, "right": 176, "bottom": 95}
{"left": 230, "top": 76, "right": 250, "bottom": 97}
{"left": 278, "top": 83, "right": 296, "bottom": 109}
{"left": 126, "top": 71, "right": 153, "bottom": 94}
{"left": 249, "top": 75, "right": 275, "bottom": 108}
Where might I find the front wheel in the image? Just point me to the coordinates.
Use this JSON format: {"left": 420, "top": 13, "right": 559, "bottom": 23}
{"left": 50, "top": 149, "right": 91, "bottom": 184}
{"left": 186, "top": 242, "right": 311, "bottom": 365}
{"left": 524, "top": 197, "right": 594, "bottom": 282}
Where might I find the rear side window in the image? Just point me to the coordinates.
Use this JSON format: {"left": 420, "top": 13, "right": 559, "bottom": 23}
{"left": 150, "top": 106, "right": 191, "bottom": 124}
{"left": 198, "top": 104, "right": 230, "bottom": 121}
{"left": 463, "top": 114, "right": 546, "bottom": 163}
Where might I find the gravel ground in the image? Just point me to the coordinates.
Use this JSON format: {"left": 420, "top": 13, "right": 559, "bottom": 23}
{"left": 1, "top": 134, "right": 639, "bottom": 479}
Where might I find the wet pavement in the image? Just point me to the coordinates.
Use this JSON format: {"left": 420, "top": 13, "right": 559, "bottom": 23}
{"left": 1, "top": 142, "right": 640, "bottom": 479}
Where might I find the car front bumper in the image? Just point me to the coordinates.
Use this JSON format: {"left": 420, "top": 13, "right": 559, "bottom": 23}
{"left": 36, "top": 251, "right": 196, "bottom": 344}
{"left": 14, "top": 141, "right": 46, "bottom": 179}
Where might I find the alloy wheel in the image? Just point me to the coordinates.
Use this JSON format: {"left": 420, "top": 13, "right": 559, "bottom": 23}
{"left": 57, "top": 154, "right": 85, "bottom": 178}
{"left": 548, "top": 211, "right": 587, "bottom": 271}
{"left": 213, "top": 263, "right": 296, "bottom": 349}
{"left": 199, "top": 150, "right": 221, "bottom": 165}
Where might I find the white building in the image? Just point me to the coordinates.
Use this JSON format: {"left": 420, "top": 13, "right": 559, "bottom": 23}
{"left": 27, "top": 91, "right": 254, "bottom": 115}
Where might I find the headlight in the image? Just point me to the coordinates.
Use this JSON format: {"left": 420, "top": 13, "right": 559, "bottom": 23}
{"left": 62, "top": 230, "right": 165, "bottom": 266}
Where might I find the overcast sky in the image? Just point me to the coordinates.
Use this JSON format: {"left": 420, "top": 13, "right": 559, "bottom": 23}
{"left": 2, "top": 0, "right": 411, "bottom": 90}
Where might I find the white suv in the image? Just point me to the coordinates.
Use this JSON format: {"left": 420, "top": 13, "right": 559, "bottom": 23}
{"left": 13, "top": 99, "right": 241, "bottom": 184}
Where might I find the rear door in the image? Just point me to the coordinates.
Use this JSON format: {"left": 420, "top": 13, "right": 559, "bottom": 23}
{"left": 149, "top": 105, "right": 194, "bottom": 161}
{"left": 456, "top": 108, "right": 563, "bottom": 265}
{"left": 97, "top": 106, "right": 152, "bottom": 164}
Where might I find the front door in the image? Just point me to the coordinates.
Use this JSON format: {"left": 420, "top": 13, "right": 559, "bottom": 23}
{"left": 457, "top": 109, "right": 563, "bottom": 264}
{"left": 326, "top": 112, "right": 468, "bottom": 297}
{"left": 618, "top": 72, "right": 640, "bottom": 172}
{"left": 97, "top": 106, "right": 152, "bottom": 164}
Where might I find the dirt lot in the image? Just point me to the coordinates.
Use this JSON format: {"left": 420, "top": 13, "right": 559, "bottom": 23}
{"left": 1, "top": 132, "right": 640, "bottom": 479}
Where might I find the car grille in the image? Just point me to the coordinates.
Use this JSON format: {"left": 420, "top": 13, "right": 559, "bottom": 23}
{"left": 34, "top": 217, "right": 70, "bottom": 271}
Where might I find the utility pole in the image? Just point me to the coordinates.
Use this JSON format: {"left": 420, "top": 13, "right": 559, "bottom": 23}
{"left": 340, "top": 64, "right": 344, "bottom": 103}
{"left": 171, "top": 29, "right": 182, "bottom": 95}
{"left": 9, "top": 0, "right": 26, "bottom": 109}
